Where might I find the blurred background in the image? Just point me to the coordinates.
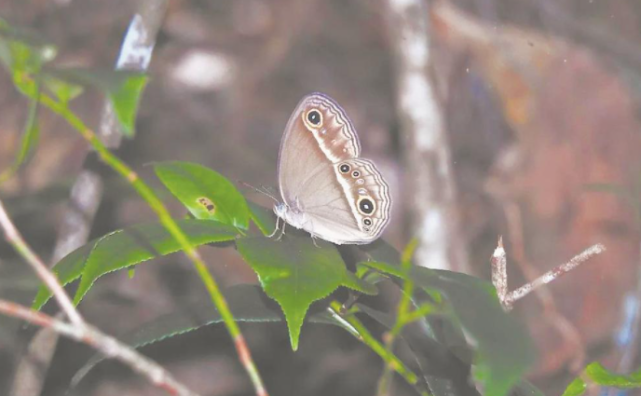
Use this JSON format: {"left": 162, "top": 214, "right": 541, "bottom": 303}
{"left": 1, "top": 0, "right": 641, "bottom": 395}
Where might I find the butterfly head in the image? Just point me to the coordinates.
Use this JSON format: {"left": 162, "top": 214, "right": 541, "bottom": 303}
{"left": 273, "top": 201, "right": 307, "bottom": 230}
{"left": 273, "top": 202, "right": 288, "bottom": 219}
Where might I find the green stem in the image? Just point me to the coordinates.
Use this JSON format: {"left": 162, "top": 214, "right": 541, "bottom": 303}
{"left": 377, "top": 239, "right": 419, "bottom": 396}
{"left": 329, "top": 301, "right": 424, "bottom": 393}
{"left": 37, "top": 94, "right": 268, "bottom": 396}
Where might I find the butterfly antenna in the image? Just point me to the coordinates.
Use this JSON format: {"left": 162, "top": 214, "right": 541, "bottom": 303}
{"left": 240, "top": 181, "right": 279, "bottom": 203}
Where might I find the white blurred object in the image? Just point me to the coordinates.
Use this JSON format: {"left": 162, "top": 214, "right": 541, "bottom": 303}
{"left": 171, "top": 50, "right": 235, "bottom": 91}
{"left": 117, "top": 14, "right": 155, "bottom": 70}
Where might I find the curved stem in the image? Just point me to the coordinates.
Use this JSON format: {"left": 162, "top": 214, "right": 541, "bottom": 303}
{"left": 329, "top": 301, "right": 427, "bottom": 395}
{"left": 37, "top": 94, "right": 268, "bottom": 396}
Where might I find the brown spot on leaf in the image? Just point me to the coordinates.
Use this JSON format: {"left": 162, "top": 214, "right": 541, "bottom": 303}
{"left": 197, "top": 197, "right": 216, "bottom": 213}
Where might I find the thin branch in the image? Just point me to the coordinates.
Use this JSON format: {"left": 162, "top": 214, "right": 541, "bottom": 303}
{"left": 23, "top": 6, "right": 170, "bottom": 396}
{"left": 0, "top": 199, "right": 84, "bottom": 327}
{"left": 1, "top": 195, "right": 199, "bottom": 395}
{"left": 491, "top": 241, "right": 606, "bottom": 310}
{"left": 377, "top": 241, "right": 418, "bottom": 396}
{"left": 489, "top": 238, "right": 603, "bottom": 371}
{"left": 6, "top": 7, "right": 267, "bottom": 390}
{"left": 36, "top": 94, "right": 268, "bottom": 396}
{"left": 0, "top": 299, "right": 199, "bottom": 396}
{"left": 505, "top": 244, "right": 606, "bottom": 308}
{"left": 491, "top": 236, "right": 508, "bottom": 306}
{"left": 328, "top": 302, "right": 420, "bottom": 388}
{"left": 496, "top": 186, "right": 589, "bottom": 369}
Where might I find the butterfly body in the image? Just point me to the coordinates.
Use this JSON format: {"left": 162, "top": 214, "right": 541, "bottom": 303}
{"left": 273, "top": 200, "right": 307, "bottom": 231}
{"left": 274, "top": 93, "right": 392, "bottom": 245}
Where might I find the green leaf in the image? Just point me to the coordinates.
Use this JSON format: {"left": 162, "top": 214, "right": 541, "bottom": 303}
{"left": 0, "top": 23, "right": 55, "bottom": 75}
{"left": 561, "top": 377, "right": 587, "bottom": 396}
{"left": 236, "top": 235, "right": 366, "bottom": 350}
{"left": 341, "top": 271, "right": 378, "bottom": 296}
{"left": 107, "top": 73, "right": 147, "bottom": 137}
{"left": 42, "top": 74, "right": 83, "bottom": 104}
{"left": 154, "top": 161, "right": 250, "bottom": 229}
{"left": 362, "top": 261, "right": 535, "bottom": 396}
{"left": 0, "top": 84, "right": 40, "bottom": 185}
{"left": 33, "top": 219, "right": 239, "bottom": 310}
{"left": 357, "top": 303, "right": 474, "bottom": 396}
{"left": 245, "top": 202, "right": 377, "bottom": 296}
{"left": 44, "top": 68, "right": 147, "bottom": 136}
{"left": 585, "top": 361, "right": 641, "bottom": 387}
{"left": 248, "top": 200, "right": 277, "bottom": 235}
{"left": 0, "top": 21, "right": 55, "bottom": 102}
{"left": 0, "top": 19, "right": 56, "bottom": 63}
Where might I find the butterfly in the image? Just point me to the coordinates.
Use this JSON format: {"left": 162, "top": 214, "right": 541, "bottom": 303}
{"left": 272, "top": 93, "right": 392, "bottom": 245}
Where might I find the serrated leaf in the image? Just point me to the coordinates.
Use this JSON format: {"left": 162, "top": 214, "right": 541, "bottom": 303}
{"left": 154, "top": 161, "right": 250, "bottom": 229}
{"left": 362, "top": 261, "right": 535, "bottom": 396}
{"left": 585, "top": 362, "right": 641, "bottom": 387}
{"left": 236, "top": 235, "right": 367, "bottom": 350}
{"left": 246, "top": 202, "right": 378, "bottom": 293}
{"left": 341, "top": 271, "right": 378, "bottom": 296}
{"left": 561, "top": 377, "right": 587, "bottom": 396}
{"left": 33, "top": 219, "right": 239, "bottom": 310}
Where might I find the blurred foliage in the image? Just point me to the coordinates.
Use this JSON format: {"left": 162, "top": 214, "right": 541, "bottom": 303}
{"left": 562, "top": 362, "right": 641, "bottom": 395}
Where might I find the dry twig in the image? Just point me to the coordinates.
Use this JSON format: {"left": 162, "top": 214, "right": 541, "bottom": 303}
{"left": 0, "top": 197, "right": 199, "bottom": 396}
{"left": 0, "top": 300, "right": 199, "bottom": 396}
{"left": 0, "top": 200, "right": 84, "bottom": 327}
{"left": 490, "top": 237, "right": 605, "bottom": 370}
{"left": 490, "top": 239, "right": 606, "bottom": 310}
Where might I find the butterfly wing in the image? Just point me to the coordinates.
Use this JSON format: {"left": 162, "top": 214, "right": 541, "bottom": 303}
{"left": 301, "top": 159, "right": 392, "bottom": 244}
{"left": 277, "top": 92, "right": 391, "bottom": 244}
{"left": 277, "top": 92, "right": 360, "bottom": 204}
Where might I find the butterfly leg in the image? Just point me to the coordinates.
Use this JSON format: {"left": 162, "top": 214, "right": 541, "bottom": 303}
{"left": 311, "top": 235, "right": 320, "bottom": 248}
{"left": 302, "top": 219, "right": 320, "bottom": 248}
{"left": 267, "top": 216, "right": 280, "bottom": 238}
{"left": 275, "top": 219, "right": 287, "bottom": 241}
